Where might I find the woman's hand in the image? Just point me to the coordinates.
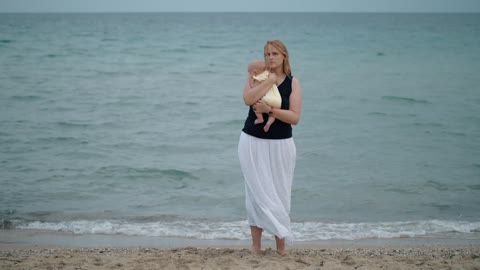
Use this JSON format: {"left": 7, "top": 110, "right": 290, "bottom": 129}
{"left": 243, "top": 75, "right": 277, "bottom": 106}
{"left": 252, "top": 100, "right": 271, "bottom": 114}
{"left": 252, "top": 77, "right": 302, "bottom": 126}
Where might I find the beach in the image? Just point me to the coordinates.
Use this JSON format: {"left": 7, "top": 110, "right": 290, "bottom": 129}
{"left": 1, "top": 12, "right": 479, "bottom": 269}
{"left": 2, "top": 246, "right": 479, "bottom": 269}
{"left": 1, "top": 230, "right": 480, "bottom": 269}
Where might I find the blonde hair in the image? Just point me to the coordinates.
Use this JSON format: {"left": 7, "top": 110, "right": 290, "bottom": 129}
{"left": 264, "top": 40, "right": 291, "bottom": 76}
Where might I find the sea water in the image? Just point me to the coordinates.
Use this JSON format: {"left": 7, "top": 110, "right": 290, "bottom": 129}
{"left": 1, "top": 13, "right": 479, "bottom": 241}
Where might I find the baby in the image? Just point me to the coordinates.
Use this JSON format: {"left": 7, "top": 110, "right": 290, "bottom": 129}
{"left": 247, "top": 60, "right": 282, "bottom": 132}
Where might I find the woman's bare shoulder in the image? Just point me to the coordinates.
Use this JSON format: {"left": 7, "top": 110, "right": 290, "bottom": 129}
{"left": 291, "top": 77, "right": 301, "bottom": 89}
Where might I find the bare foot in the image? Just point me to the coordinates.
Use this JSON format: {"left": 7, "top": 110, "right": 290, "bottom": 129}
{"left": 263, "top": 124, "right": 271, "bottom": 132}
{"left": 254, "top": 118, "right": 264, "bottom": 125}
{"left": 251, "top": 246, "right": 262, "bottom": 256}
{"left": 275, "top": 236, "right": 286, "bottom": 256}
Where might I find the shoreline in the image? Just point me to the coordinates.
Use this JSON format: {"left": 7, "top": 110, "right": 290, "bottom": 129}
{"left": 1, "top": 230, "right": 479, "bottom": 269}
{"left": 2, "top": 229, "right": 480, "bottom": 250}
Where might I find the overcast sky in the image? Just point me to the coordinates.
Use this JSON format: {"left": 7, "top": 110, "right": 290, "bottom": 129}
{"left": 1, "top": 0, "right": 480, "bottom": 13}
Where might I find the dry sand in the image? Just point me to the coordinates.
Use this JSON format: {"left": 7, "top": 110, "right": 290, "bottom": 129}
{"left": 1, "top": 246, "right": 479, "bottom": 270}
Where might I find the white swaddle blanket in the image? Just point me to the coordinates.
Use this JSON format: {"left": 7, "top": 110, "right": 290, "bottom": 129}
{"left": 253, "top": 71, "right": 282, "bottom": 109}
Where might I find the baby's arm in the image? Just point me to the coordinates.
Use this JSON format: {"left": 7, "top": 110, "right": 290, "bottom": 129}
{"left": 243, "top": 73, "right": 277, "bottom": 106}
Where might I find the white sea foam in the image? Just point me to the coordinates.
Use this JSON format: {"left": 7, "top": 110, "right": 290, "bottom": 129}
{"left": 17, "top": 219, "right": 480, "bottom": 241}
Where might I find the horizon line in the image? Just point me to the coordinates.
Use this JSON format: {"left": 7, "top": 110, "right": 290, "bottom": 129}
{"left": 1, "top": 11, "right": 479, "bottom": 14}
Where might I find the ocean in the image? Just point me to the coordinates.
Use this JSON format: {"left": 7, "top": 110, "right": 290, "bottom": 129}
{"left": 1, "top": 12, "right": 479, "bottom": 242}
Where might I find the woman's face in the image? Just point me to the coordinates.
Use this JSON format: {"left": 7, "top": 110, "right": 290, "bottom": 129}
{"left": 265, "top": 45, "right": 284, "bottom": 71}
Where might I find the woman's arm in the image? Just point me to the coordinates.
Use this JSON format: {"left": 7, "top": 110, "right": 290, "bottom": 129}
{"left": 253, "top": 77, "right": 302, "bottom": 125}
{"left": 242, "top": 73, "right": 277, "bottom": 106}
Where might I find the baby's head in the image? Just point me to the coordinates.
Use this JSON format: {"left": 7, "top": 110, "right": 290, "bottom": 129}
{"left": 248, "top": 60, "right": 266, "bottom": 77}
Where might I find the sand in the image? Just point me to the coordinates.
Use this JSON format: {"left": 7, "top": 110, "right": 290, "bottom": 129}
{"left": 1, "top": 230, "right": 479, "bottom": 269}
{"left": 0, "top": 246, "right": 479, "bottom": 270}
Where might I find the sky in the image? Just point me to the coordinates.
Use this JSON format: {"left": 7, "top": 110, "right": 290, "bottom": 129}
{"left": 1, "top": 0, "right": 480, "bottom": 13}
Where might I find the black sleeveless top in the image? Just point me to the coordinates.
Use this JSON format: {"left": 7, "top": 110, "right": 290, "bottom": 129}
{"left": 242, "top": 75, "right": 293, "bottom": 139}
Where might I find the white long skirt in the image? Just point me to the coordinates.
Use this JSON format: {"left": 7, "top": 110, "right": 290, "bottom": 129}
{"left": 238, "top": 132, "right": 296, "bottom": 243}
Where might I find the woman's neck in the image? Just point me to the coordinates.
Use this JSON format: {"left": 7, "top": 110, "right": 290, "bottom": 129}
{"left": 271, "top": 68, "right": 285, "bottom": 77}
{"left": 271, "top": 69, "right": 286, "bottom": 85}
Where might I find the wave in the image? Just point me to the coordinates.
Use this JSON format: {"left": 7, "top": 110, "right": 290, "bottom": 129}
{"left": 207, "top": 119, "right": 245, "bottom": 128}
{"left": 44, "top": 54, "right": 60, "bottom": 58}
{"left": 94, "top": 166, "right": 198, "bottom": 181}
{"left": 10, "top": 95, "right": 43, "bottom": 101}
{"left": 56, "top": 121, "right": 91, "bottom": 128}
{"left": 467, "top": 184, "right": 480, "bottom": 190}
{"left": 411, "top": 122, "right": 444, "bottom": 128}
{"left": 368, "top": 112, "right": 388, "bottom": 117}
{"left": 381, "top": 96, "right": 430, "bottom": 104}
{"left": 161, "top": 48, "right": 188, "bottom": 53}
{"left": 35, "top": 136, "right": 86, "bottom": 144}
{"left": 12, "top": 219, "right": 480, "bottom": 241}
{"left": 197, "top": 45, "right": 230, "bottom": 49}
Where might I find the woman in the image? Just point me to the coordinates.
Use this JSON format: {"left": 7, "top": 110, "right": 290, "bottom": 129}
{"left": 238, "top": 40, "right": 302, "bottom": 256}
